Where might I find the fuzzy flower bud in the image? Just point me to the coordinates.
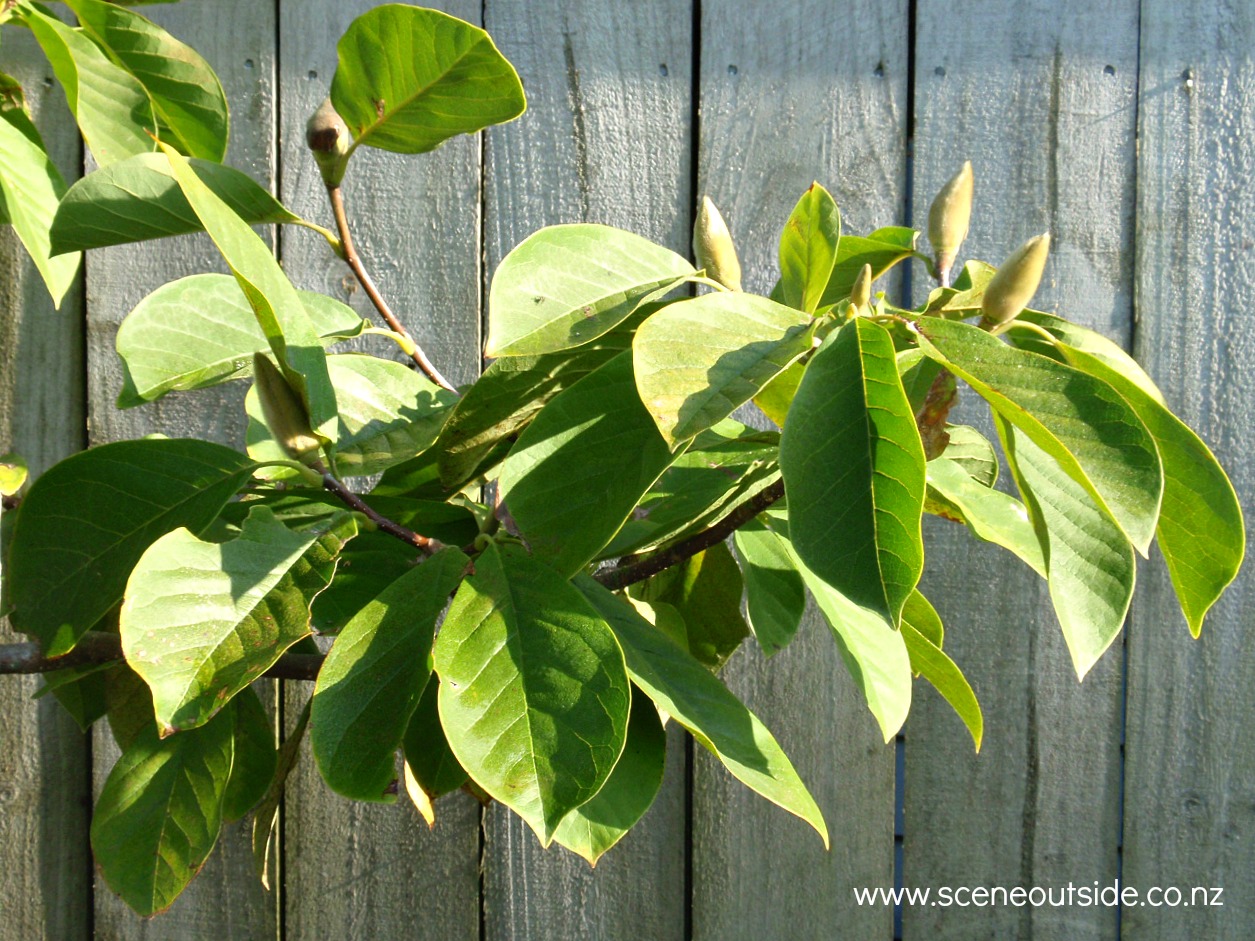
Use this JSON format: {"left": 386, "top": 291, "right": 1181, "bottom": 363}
{"left": 693, "top": 195, "right": 743, "bottom": 291}
{"left": 928, "top": 161, "right": 974, "bottom": 286}
{"left": 253, "top": 353, "right": 322, "bottom": 462}
{"left": 850, "top": 263, "right": 873, "bottom": 314}
{"left": 980, "top": 233, "right": 1051, "bottom": 330}
{"left": 306, "top": 97, "right": 351, "bottom": 188}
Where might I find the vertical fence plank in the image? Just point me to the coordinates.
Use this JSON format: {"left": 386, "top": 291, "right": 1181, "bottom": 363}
{"left": 1123, "top": 4, "right": 1255, "bottom": 937}
{"left": 83, "top": 5, "right": 281, "bottom": 938}
{"left": 277, "top": 2, "right": 482, "bottom": 938}
{"left": 0, "top": 26, "right": 90, "bottom": 941}
{"left": 906, "top": 2, "right": 1139, "bottom": 938}
{"left": 479, "top": 2, "right": 692, "bottom": 938}
{"left": 691, "top": 3, "right": 907, "bottom": 939}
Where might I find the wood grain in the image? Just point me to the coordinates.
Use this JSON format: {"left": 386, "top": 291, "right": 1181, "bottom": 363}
{"left": 480, "top": 3, "right": 692, "bottom": 938}
{"left": 1123, "top": 3, "right": 1255, "bottom": 937}
{"left": 906, "top": 2, "right": 1139, "bottom": 938}
{"left": 691, "top": 3, "right": 907, "bottom": 939}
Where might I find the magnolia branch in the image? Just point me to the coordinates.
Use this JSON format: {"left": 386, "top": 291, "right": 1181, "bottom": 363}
{"left": 316, "top": 465, "right": 446, "bottom": 554}
{"left": 326, "top": 185, "right": 456, "bottom": 392}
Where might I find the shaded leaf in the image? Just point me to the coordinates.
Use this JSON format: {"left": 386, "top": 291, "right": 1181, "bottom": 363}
{"left": 252, "top": 698, "right": 309, "bottom": 890}
{"left": 778, "top": 182, "right": 840, "bottom": 313}
{"left": 434, "top": 544, "right": 631, "bottom": 845}
{"left": 734, "top": 517, "right": 805, "bottom": 657}
{"left": 1013, "top": 309, "right": 1164, "bottom": 404}
{"left": 900, "top": 618, "right": 982, "bottom": 750}
{"left": 222, "top": 686, "right": 277, "bottom": 822}
{"left": 402, "top": 677, "right": 469, "bottom": 826}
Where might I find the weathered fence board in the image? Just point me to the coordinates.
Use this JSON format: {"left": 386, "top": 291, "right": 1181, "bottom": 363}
{"left": 690, "top": 3, "right": 907, "bottom": 939}
{"left": 83, "top": 4, "right": 282, "bottom": 938}
{"left": 1123, "top": 3, "right": 1255, "bottom": 938}
{"left": 905, "top": 2, "right": 1139, "bottom": 939}
{"left": 481, "top": 2, "right": 692, "bottom": 938}
{"left": 277, "top": 2, "right": 483, "bottom": 939}
{"left": 0, "top": 24, "right": 90, "bottom": 941}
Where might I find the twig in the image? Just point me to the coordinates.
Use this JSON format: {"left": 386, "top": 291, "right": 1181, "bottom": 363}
{"left": 315, "top": 464, "right": 446, "bottom": 555}
{"left": 326, "top": 184, "right": 456, "bottom": 392}
{"left": 0, "top": 631, "right": 324, "bottom": 681}
{"left": 595, "top": 479, "right": 786, "bottom": 591}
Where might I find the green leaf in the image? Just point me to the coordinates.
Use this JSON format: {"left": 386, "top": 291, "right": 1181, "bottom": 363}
{"left": 915, "top": 317, "right": 1163, "bottom": 554}
{"left": 498, "top": 351, "right": 674, "bottom": 577}
{"left": 753, "top": 360, "right": 804, "bottom": 428}
{"left": 402, "top": 677, "right": 468, "bottom": 825}
{"left": 0, "top": 452, "right": 28, "bottom": 496}
{"left": 999, "top": 419, "right": 1135, "bottom": 679}
{"left": 311, "top": 548, "right": 469, "bottom": 802}
{"left": 780, "top": 318, "right": 926, "bottom": 627}
{"left": 51, "top": 153, "right": 301, "bottom": 255}
{"left": 633, "top": 293, "right": 817, "bottom": 446}
{"left": 577, "top": 576, "right": 829, "bottom": 847}
{"left": 222, "top": 687, "right": 277, "bottom": 822}
{"left": 631, "top": 543, "right": 749, "bottom": 670}
{"left": 120, "top": 507, "right": 357, "bottom": 733}
{"left": 159, "top": 143, "right": 338, "bottom": 443}
{"left": 61, "top": 0, "right": 229, "bottom": 161}
{"left": 331, "top": 3, "right": 525, "bottom": 155}
{"left": 102, "top": 662, "right": 152, "bottom": 750}
{"left": 0, "top": 110, "right": 80, "bottom": 306}
{"left": 939, "top": 424, "right": 999, "bottom": 487}
{"left": 435, "top": 326, "right": 632, "bottom": 488}
{"left": 252, "top": 698, "right": 308, "bottom": 890}
{"left": 1013, "top": 310, "right": 1165, "bottom": 405}
{"left": 486, "top": 224, "right": 695, "bottom": 357}
{"left": 246, "top": 354, "right": 455, "bottom": 477}
{"left": 925, "top": 457, "right": 1045, "bottom": 577}
{"left": 734, "top": 517, "right": 805, "bottom": 657}
{"left": 7, "top": 439, "right": 257, "bottom": 656}
{"left": 897, "top": 348, "right": 945, "bottom": 414}
{"left": 774, "top": 520, "right": 913, "bottom": 741}
{"left": 91, "top": 704, "right": 234, "bottom": 916}
{"left": 553, "top": 695, "right": 667, "bottom": 865}
{"left": 820, "top": 226, "right": 921, "bottom": 307}
{"left": 1049, "top": 345, "right": 1243, "bottom": 637}
{"left": 901, "top": 589, "right": 943, "bottom": 648}
{"left": 43, "top": 661, "right": 112, "bottom": 730}
{"left": 116, "top": 274, "right": 367, "bottom": 407}
{"left": 778, "top": 182, "right": 840, "bottom": 313}
{"left": 919, "top": 260, "right": 996, "bottom": 317}
{"left": 20, "top": 2, "right": 155, "bottom": 166}
{"left": 900, "top": 619, "right": 982, "bottom": 751}
{"left": 433, "top": 544, "right": 631, "bottom": 845}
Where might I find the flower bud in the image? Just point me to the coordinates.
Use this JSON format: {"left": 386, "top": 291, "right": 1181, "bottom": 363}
{"left": 253, "top": 353, "right": 322, "bottom": 462}
{"left": 980, "top": 233, "right": 1051, "bottom": 330}
{"left": 693, "top": 195, "right": 743, "bottom": 291}
{"left": 928, "top": 161, "right": 974, "bottom": 286}
{"left": 306, "top": 98, "right": 351, "bottom": 187}
{"left": 850, "top": 263, "right": 873, "bottom": 314}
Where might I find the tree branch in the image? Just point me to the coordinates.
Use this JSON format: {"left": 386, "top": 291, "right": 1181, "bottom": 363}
{"left": 0, "top": 632, "right": 324, "bottom": 681}
{"left": 594, "top": 478, "right": 785, "bottom": 591}
{"left": 326, "top": 184, "right": 457, "bottom": 393}
{"left": 316, "top": 464, "right": 446, "bottom": 555}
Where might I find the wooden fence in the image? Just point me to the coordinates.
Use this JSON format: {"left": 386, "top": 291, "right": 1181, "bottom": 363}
{"left": 2, "top": 1, "right": 1252, "bottom": 938}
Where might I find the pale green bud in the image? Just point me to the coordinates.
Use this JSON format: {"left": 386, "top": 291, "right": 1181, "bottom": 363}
{"left": 693, "top": 195, "right": 743, "bottom": 291}
{"left": 928, "top": 161, "right": 974, "bottom": 286}
{"left": 980, "top": 233, "right": 1051, "bottom": 329}
{"left": 306, "top": 97, "right": 351, "bottom": 188}
{"left": 253, "top": 353, "right": 322, "bottom": 462}
{"left": 850, "top": 263, "right": 873, "bottom": 314}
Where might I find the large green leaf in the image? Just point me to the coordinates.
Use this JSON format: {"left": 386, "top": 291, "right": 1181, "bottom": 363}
{"left": 915, "top": 316, "right": 1163, "bottom": 554}
{"left": 486, "top": 224, "right": 695, "bottom": 357}
{"left": 51, "top": 153, "right": 300, "bottom": 255}
{"left": 222, "top": 687, "right": 277, "bottom": 822}
{"left": 553, "top": 695, "right": 667, "bottom": 865}
{"left": 925, "top": 457, "right": 1045, "bottom": 577}
{"left": 120, "top": 508, "right": 357, "bottom": 734}
{"left": 1013, "top": 310, "right": 1164, "bottom": 405}
{"left": 775, "top": 520, "right": 913, "bottom": 741}
{"left": 999, "top": 419, "right": 1135, "bottom": 678}
{"left": 330, "top": 4, "right": 525, "bottom": 155}
{"left": 20, "top": 2, "right": 155, "bottom": 166}
{"left": 117, "top": 274, "right": 367, "bottom": 407}
{"left": 61, "top": 0, "right": 229, "bottom": 161}
{"left": 246, "top": 354, "right": 455, "bottom": 477}
{"left": 1050, "top": 346, "right": 1243, "bottom": 637}
{"left": 434, "top": 544, "right": 631, "bottom": 845}
{"left": 311, "top": 548, "right": 468, "bottom": 802}
{"left": 633, "top": 293, "right": 816, "bottom": 446}
{"left": 7, "top": 439, "right": 256, "bottom": 656}
{"left": 91, "top": 704, "right": 234, "bottom": 916}
{"left": 778, "top": 182, "right": 840, "bottom": 313}
{"left": 780, "top": 318, "right": 926, "bottom": 627}
{"left": 0, "top": 110, "right": 80, "bottom": 306}
{"left": 734, "top": 517, "right": 805, "bottom": 657}
{"left": 159, "top": 144, "right": 338, "bottom": 443}
{"left": 402, "top": 677, "right": 468, "bottom": 825}
{"left": 820, "top": 226, "right": 921, "bottom": 307}
{"left": 498, "top": 351, "right": 675, "bottom": 577}
{"left": 577, "top": 577, "right": 828, "bottom": 846}
{"left": 900, "top": 617, "right": 982, "bottom": 750}
{"left": 631, "top": 543, "right": 749, "bottom": 670}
